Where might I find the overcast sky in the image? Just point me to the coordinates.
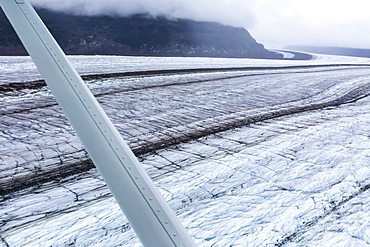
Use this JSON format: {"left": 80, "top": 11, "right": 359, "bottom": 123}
{"left": 29, "top": 0, "right": 370, "bottom": 49}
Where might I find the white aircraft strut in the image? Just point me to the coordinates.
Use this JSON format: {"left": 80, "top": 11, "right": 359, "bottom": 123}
{"left": 0, "top": 0, "right": 195, "bottom": 246}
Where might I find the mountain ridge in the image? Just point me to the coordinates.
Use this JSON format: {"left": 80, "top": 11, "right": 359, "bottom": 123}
{"left": 0, "top": 8, "right": 282, "bottom": 59}
{"left": 286, "top": 45, "right": 370, "bottom": 58}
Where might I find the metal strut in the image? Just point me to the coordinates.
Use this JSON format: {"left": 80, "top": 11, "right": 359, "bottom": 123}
{"left": 0, "top": 0, "right": 195, "bottom": 246}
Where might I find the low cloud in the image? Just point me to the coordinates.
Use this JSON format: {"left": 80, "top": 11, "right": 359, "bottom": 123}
{"left": 29, "top": 0, "right": 258, "bottom": 29}
{"left": 248, "top": 0, "right": 370, "bottom": 49}
{"left": 29, "top": 0, "right": 370, "bottom": 49}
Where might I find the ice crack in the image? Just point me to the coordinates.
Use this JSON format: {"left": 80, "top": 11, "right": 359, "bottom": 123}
{"left": 274, "top": 183, "right": 370, "bottom": 246}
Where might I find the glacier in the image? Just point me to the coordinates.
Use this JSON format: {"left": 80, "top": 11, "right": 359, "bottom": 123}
{"left": 1, "top": 53, "right": 370, "bottom": 246}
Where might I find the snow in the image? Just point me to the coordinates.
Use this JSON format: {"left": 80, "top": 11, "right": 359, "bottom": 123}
{"left": 1, "top": 53, "right": 369, "bottom": 84}
{"left": 2, "top": 54, "right": 370, "bottom": 246}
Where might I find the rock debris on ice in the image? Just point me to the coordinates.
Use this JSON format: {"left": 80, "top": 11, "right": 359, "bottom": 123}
{"left": 1, "top": 54, "right": 370, "bottom": 246}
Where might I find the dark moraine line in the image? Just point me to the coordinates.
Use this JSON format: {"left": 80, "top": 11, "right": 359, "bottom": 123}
{"left": 1, "top": 64, "right": 370, "bottom": 93}
{"left": 1, "top": 79, "right": 370, "bottom": 196}
{"left": 2, "top": 64, "right": 366, "bottom": 117}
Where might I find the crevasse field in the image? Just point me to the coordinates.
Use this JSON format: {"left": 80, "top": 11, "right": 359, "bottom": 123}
{"left": 1, "top": 52, "right": 370, "bottom": 246}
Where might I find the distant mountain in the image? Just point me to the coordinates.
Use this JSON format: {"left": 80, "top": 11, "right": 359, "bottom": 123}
{"left": 286, "top": 45, "right": 370, "bottom": 58}
{"left": 0, "top": 8, "right": 282, "bottom": 59}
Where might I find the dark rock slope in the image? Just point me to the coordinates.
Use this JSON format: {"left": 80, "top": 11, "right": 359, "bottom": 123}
{"left": 0, "top": 8, "right": 281, "bottom": 58}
